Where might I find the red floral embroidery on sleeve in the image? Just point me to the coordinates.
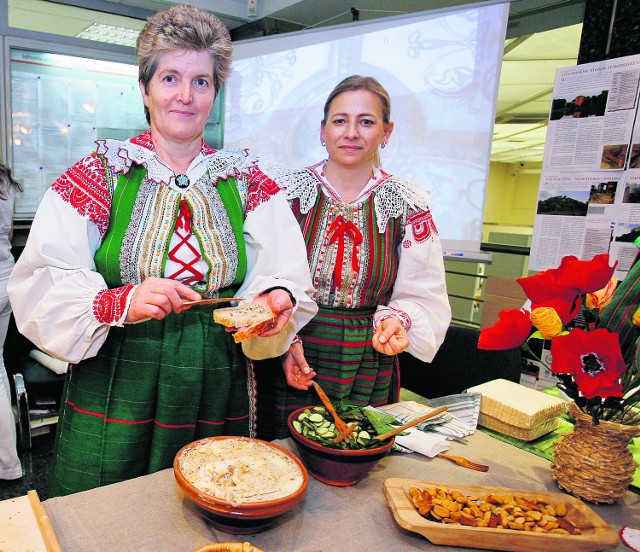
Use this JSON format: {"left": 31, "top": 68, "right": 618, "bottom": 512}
{"left": 50, "top": 154, "right": 111, "bottom": 237}
{"left": 407, "top": 207, "right": 439, "bottom": 243}
{"left": 93, "top": 285, "right": 135, "bottom": 325}
{"left": 246, "top": 167, "right": 281, "bottom": 213}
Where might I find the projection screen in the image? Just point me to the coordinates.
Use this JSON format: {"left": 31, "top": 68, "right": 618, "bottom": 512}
{"left": 224, "top": 2, "right": 509, "bottom": 254}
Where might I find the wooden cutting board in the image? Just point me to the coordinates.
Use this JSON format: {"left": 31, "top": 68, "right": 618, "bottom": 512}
{"left": 0, "top": 490, "right": 62, "bottom": 552}
{"left": 383, "top": 478, "right": 619, "bottom": 552}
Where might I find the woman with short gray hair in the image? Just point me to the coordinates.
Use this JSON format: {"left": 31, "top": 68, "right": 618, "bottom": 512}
{"left": 9, "top": 4, "right": 316, "bottom": 497}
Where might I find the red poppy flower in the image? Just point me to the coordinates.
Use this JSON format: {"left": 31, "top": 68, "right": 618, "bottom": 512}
{"left": 550, "top": 328, "right": 625, "bottom": 399}
{"left": 478, "top": 308, "right": 531, "bottom": 350}
{"left": 555, "top": 254, "right": 617, "bottom": 295}
{"left": 518, "top": 258, "right": 573, "bottom": 304}
{"left": 518, "top": 254, "right": 616, "bottom": 307}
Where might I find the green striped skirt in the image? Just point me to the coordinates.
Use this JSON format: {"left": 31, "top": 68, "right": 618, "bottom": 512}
{"left": 257, "top": 306, "right": 399, "bottom": 440}
{"left": 48, "top": 309, "right": 251, "bottom": 497}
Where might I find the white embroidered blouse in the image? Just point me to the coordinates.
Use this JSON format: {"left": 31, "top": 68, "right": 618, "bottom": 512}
{"left": 261, "top": 160, "right": 451, "bottom": 363}
{"left": 8, "top": 133, "right": 317, "bottom": 363}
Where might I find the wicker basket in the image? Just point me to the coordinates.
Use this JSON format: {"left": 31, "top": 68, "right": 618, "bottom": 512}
{"left": 194, "top": 543, "right": 265, "bottom": 552}
{"left": 551, "top": 402, "right": 640, "bottom": 504}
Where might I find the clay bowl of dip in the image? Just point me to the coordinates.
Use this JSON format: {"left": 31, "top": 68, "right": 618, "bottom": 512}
{"left": 174, "top": 436, "right": 308, "bottom": 534}
{"left": 287, "top": 406, "right": 394, "bottom": 487}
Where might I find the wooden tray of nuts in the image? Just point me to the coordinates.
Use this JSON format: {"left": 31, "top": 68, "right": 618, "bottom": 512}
{"left": 383, "top": 478, "right": 619, "bottom": 552}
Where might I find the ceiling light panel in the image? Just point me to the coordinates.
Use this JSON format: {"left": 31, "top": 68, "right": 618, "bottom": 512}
{"left": 8, "top": 0, "right": 145, "bottom": 44}
{"left": 77, "top": 23, "right": 139, "bottom": 47}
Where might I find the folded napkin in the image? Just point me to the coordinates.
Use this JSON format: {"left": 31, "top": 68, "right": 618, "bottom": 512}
{"left": 424, "top": 393, "right": 482, "bottom": 436}
{"left": 367, "top": 405, "right": 450, "bottom": 458}
{"left": 377, "top": 394, "right": 480, "bottom": 441}
{"left": 390, "top": 426, "right": 450, "bottom": 457}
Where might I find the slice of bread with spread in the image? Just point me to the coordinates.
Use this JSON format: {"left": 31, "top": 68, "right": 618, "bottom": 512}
{"left": 213, "top": 302, "right": 277, "bottom": 343}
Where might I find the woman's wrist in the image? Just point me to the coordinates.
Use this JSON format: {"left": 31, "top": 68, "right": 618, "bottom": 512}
{"left": 373, "top": 306, "right": 412, "bottom": 332}
{"left": 261, "top": 286, "right": 297, "bottom": 306}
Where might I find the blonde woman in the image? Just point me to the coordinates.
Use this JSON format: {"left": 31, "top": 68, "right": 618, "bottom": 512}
{"left": 257, "top": 76, "right": 451, "bottom": 439}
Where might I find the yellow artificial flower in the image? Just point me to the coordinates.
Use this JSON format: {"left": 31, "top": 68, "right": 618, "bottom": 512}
{"left": 633, "top": 306, "right": 640, "bottom": 327}
{"left": 586, "top": 277, "right": 618, "bottom": 311}
{"left": 530, "top": 307, "right": 563, "bottom": 339}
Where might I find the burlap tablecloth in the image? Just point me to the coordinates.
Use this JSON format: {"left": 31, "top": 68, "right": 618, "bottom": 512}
{"left": 43, "top": 431, "right": 640, "bottom": 551}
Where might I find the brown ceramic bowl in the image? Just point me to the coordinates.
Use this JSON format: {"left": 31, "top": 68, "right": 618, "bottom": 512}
{"left": 193, "top": 544, "right": 265, "bottom": 552}
{"left": 287, "top": 407, "right": 394, "bottom": 487}
{"left": 174, "top": 436, "right": 308, "bottom": 534}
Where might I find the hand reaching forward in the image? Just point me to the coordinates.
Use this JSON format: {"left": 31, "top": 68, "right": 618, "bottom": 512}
{"left": 251, "top": 288, "right": 294, "bottom": 337}
{"left": 283, "top": 341, "right": 316, "bottom": 390}
{"left": 372, "top": 317, "right": 410, "bottom": 355}
{"left": 125, "top": 277, "right": 201, "bottom": 323}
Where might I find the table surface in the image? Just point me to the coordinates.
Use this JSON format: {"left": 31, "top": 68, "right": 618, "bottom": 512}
{"left": 39, "top": 431, "right": 640, "bottom": 552}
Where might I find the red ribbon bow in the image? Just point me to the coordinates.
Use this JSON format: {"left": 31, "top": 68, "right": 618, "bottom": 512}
{"left": 176, "top": 199, "right": 192, "bottom": 232}
{"left": 328, "top": 215, "right": 363, "bottom": 290}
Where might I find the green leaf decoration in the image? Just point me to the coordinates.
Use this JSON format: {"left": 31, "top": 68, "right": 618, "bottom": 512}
{"left": 363, "top": 408, "right": 399, "bottom": 436}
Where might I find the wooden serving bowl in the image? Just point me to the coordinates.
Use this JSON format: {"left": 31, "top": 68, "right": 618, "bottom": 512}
{"left": 174, "top": 436, "right": 308, "bottom": 534}
{"left": 287, "top": 406, "right": 394, "bottom": 486}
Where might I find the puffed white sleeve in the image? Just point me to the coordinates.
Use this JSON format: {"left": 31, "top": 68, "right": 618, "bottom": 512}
{"left": 236, "top": 186, "right": 317, "bottom": 360}
{"left": 8, "top": 167, "right": 134, "bottom": 364}
{"left": 377, "top": 208, "right": 451, "bottom": 362}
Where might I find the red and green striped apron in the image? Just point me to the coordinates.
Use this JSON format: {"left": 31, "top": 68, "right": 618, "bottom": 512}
{"left": 257, "top": 190, "right": 403, "bottom": 440}
{"left": 49, "top": 165, "right": 250, "bottom": 497}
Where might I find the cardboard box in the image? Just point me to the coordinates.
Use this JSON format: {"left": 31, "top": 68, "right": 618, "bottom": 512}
{"left": 480, "top": 276, "right": 527, "bottom": 329}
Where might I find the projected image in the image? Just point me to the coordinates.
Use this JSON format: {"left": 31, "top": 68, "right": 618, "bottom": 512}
{"left": 224, "top": 4, "right": 509, "bottom": 252}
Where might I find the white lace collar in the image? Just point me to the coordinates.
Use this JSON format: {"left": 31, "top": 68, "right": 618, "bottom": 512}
{"left": 310, "top": 163, "right": 387, "bottom": 205}
{"left": 95, "top": 131, "right": 255, "bottom": 186}
{"left": 259, "top": 158, "right": 434, "bottom": 233}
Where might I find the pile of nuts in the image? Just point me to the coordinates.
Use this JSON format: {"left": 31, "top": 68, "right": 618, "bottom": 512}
{"left": 408, "top": 486, "right": 581, "bottom": 534}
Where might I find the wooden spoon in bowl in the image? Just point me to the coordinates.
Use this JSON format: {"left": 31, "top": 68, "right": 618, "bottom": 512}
{"left": 375, "top": 406, "right": 448, "bottom": 441}
{"left": 311, "top": 381, "right": 357, "bottom": 442}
